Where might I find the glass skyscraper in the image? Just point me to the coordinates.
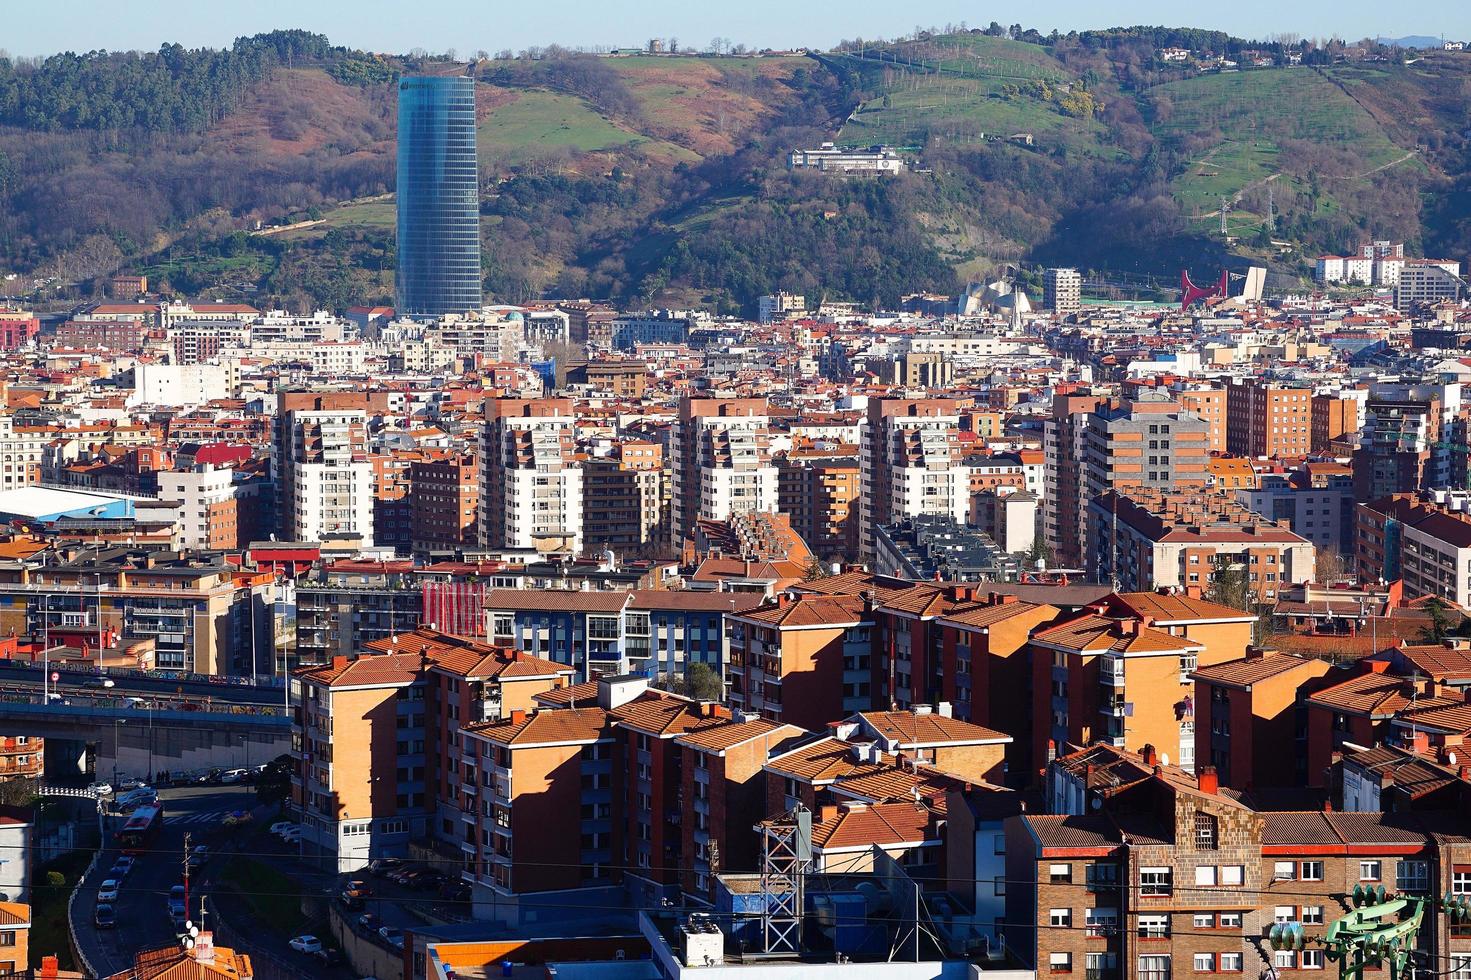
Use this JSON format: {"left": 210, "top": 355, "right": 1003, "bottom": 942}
{"left": 396, "top": 75, "right": 482, "bottom": 317}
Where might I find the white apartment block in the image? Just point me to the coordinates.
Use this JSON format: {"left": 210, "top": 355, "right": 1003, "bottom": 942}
{"left": 129, "top": 361, "right": 237, "bottom": 407}
{"left": 0, "top": 416, "right": 52, "bottom": 492}
{"left": 481, "top": 408, "right": 584, "bottom": 554}
{"left": 283, "top": 410, "right": 374, "bottom": 545}
{"left": 1400, "top": 513, "right": 1471, "bottom": 609}
{"left": 860, "top": 409, "right": 970, "bottom": 553}
{"left": 156, "top": 466, "right": 238, "bottom": 550}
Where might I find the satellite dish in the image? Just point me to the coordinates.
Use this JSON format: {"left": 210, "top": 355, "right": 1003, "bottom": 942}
{"left": 1449, "top": 751, "right": 1458, "bottom": 766}
{"left": 1090, "top": 797, "right": 1102, "bottom": 810}
{"left": 1160, "top": 752, "right": 1170, "bottom": 766}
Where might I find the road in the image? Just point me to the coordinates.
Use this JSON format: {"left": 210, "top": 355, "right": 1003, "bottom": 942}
{"left": 73, "top": 785, "right": 258, "bottom": 976}
{"left": 0, "top": 662, "right": 287, "bottom": 707}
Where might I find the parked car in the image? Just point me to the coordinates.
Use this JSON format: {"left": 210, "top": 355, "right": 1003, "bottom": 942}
{"left": 337, "top": 892, "right": 364, "bottom": 912}
{"left": 356, "top": 912, "right": 380, "bottom": 934}
{"left": 220, "top": 768, "right": 248, "bottom": 784}
{"left": 367, "top": 857, "right": 402, "bottom": 877}
{"left": 88, "top": 781, "right": 113, "bottom": 796}
{"left": 269, "top": 821, "right": 295, "bottom": 837}
{"left": 87, "top": 677, "right": 115, "bottom": 689}
{"left": 109, "top": 856, "right": 134, "bottom": 879}
{"left": 410, "top": 871, "right": 444, "bottom": 892}
{"left": 221, "top": 810, "right": 251, "bottom": 827}
{"left": 342, "top": 878, "right": 372, "bottom": 897}
{"left": 288, "top": 935, "right": 322, "bottom": 955}
{"left": 378, "top": 927, "right": 404, "bottom": 949}
{"left": 94, "top": 904, "right": 116, "bottom": 929}
{"left": 97, "top": 880, "right": 120, "bottom": 903}
{"left": 312, "top": 947, "right": 343, "bottom": 966}
{"left": 118, "top": 778, "right": 147, "bottom": 792}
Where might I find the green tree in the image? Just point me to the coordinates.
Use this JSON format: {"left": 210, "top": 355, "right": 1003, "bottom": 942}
{"left": 1419, "top": 598, "right": 1452, "bottom": 644}
{"left": 681, "top": 662, "right": 725, "bottom": 702}
{"left": 804, "top": 556, "right": 831, "bottom": 581}
{"left": 254, "top": 754, "right": 292, "bottom": 809}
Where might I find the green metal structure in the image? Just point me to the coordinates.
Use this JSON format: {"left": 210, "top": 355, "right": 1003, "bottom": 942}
{"left": 1268, "top": 886, "right": 1471, "bottom": 980}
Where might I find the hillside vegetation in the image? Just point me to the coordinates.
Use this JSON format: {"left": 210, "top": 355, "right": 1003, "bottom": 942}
{"left": 2, "top": 27, "right": 1469, "bottom": 312}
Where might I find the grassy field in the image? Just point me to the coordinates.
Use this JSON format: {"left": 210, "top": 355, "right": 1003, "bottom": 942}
{"left": 832, "top": 34, "right": 1108, "bottom": 155}
{"left": 477, "top": 89, "right": 692, "bottom": 168}
{"left": 30, "top": 851, "right": 92, "bottom": 971}
{"left": 1147, "top": 67, "right": 1411, "bottom": 232}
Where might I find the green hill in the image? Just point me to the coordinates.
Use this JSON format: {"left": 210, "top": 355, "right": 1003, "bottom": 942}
{"left": 2, "top": 28, "right": 1470, "bottom": 312}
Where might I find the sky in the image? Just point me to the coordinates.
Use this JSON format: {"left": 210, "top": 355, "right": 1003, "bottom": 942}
{"left": 5, "top": 0, "right": 1471, "bottom": 58}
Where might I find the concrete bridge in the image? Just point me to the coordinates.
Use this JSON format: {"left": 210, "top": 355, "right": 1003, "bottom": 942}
{"left": 0, "top": 697, "right": 291, "bottom": 782}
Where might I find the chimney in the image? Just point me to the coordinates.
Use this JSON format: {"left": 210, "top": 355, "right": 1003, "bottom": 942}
{"left": 1245, "top": 646, "right": 1266, "bottom": 661}
{"left": 819, "top": 804, "right": 838, "bottom": 823}
{"left": 40, "top": 956, "right": 58, "bottom": 980}
{"left": 1141, "top": 744, "right": 1158, "bottom": 766}
{"left": 509, "top": 709, "right": 527, "bottom": 725}
{"left": 332, "top": 655, "right": 347, "bottom": 671}
{"left": 1197, "top": 766, "right": 1219, "bottom": 795}
{"left": 1459, "top": 766, "right": 1471, "bottom": 782}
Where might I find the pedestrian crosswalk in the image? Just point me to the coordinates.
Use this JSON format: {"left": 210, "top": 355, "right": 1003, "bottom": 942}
{"left": 165, "top": 809, "right": 237, "bottom": 826}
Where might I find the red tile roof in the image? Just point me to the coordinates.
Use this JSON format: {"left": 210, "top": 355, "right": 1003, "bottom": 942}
{"left": 857, "top": 711, "right": 1011, "bottom": 747}
{"left": 463, "top": 707, "right": 610, "bottom": 746}
{"left": 806, "top": 800, "right": 937, "bottom": 850}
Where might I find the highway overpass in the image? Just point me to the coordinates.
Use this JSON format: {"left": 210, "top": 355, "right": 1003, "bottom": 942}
{"left": 0, "top": 691, "right": 290, "bottom": 782}
{"left": 0, "top": 661, "right": 287, "bottom": 707}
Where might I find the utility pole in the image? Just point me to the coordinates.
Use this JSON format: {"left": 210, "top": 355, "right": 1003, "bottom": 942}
{"left": 182, "top": 831, "right": 191, "bottom": 931}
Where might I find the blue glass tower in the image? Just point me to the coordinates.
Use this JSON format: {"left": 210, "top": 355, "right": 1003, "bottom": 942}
{"left": 396, "top": 75, "right": 481, "bottom": 317}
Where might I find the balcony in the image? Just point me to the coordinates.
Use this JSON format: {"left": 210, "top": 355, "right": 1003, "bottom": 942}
{"left": 1099, "top": 660, "right": 1126, "bottom": 686}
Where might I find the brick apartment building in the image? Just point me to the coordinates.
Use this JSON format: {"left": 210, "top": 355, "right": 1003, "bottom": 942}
{"left": 410, "top": 453, "right": 479, "bottom": 554}
{"left": 1226, "top": 382, "right": 1313, "bottom": 458}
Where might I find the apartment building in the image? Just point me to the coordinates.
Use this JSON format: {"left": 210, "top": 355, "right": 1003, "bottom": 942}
{"left": 410, "top": 453, "right": 479, "bottom": 554}
{"left": 726, "top": 592, "right": 876, "bottom": 730}
{"left": 1089, "top": 489, "right": 1316, "bottom": 598}
{"left": 775, "top": 447, "right": 860, "bottom": 561}
{"left": 1174, "top": 386, "right": 1227, "bottom": 454}
{"left": 1311, "top": 393, "right": 1362, "bottom": 454}
{"left": 1352, "top": 386, "right": 1467, "bottom": 498}
{"left": 485, "top": 589, "right": 757, "bottom": 681}
{"left": 1013, "top": 742, "right": 1471, "bottom": 980}
{"left": 458, "top": 705, "right": 616, "bottom": 903}
{"left": 860, "top": 398, "right": 971, "bottom": 557}
{"left": 1029, "top": 591, "right": 1255, "bottom": 772}
{"left": 670, "top": 398, "right": 776, "bottom": 548}
{"left": 272, "top": 393, "right": 379, "bottom": 547}
{"left": 480, "top": 398, "right": 582, "bottom": 554}
{"left": 1395, "top": 262, "right": 1466, "bottom": 311}
{"left": 1301, "top": 662, "right": 1449, "bottom": 785}
{"left": 1190, "top": 650, "right": 1332, "bottom": 789}
{"left": 1236, "top": 471, "right": 1353, "bottom": 557}
{"left": 675, "top": 717, "right": 804, "bottom": 901}
{"left": 1226, "top": 381, "right": 1313, "bottom": 458}
{"left": 1044, "top": 391, "right": 1108, "bottom": 568}
{"left": 155, "top": 464, "right": 260, "bottom": 551}
{"left": 0, "top": 550, "right": 272, "bottom": 676}
{"left": 0, "top": 416, "right": 52, "bottom": 491}
{"left": 1399, "top": 508, "right": 1471, "bottom": 608}
{"left": 1044, "top": 268, "right": 1083, "bottom": 315}
{"left": 293, "top": 651, "right": 431, "bottom": 872}
{"left": 582, "top": 442, "right": 666, "bottom": 557}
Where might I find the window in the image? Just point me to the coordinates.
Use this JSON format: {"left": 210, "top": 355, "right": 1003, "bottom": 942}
{"left": 1302, "top": 951, "right": 1324, "bottom": 970}
{"left": 1051, "top": 953, "right": 1073, "bottom": 974}
{"left": 1217, "top": 913, "right": 1242, "bottom": 929}
{"left": 1051, "top": 863, "right": 1073, "bottom": 884}
{"left": 1051, "top": 909, "right": 1072, "bottom": 928}
{"left": 1087, "top": 863, "right": 1120, "bottom": 892}
{"left": 1274, "top": 951, "right": 1297, "bottom": 970}
{"left": 1221, "top": 865, "right": 1243, "bottom": 886}
{"left": 1301, "top": 907, "right": 1324, "bottom": 925}
{"left": 1194, "top": 812, "right": 1218, "bottom": 850}
{"left": 1300, "top": 861, "right": 1323, "bottom": 881}
{"left": 1141, "top": 868, "right": 1172, "bottom": 897}
{"left": 1273, "top": 861, "right": 1296, "bottom": 880}
{"left": 1194, "top": 954, "right": 1216, "bottom": 973}
{"left": 1138, "top": 915, "right": 1170, "bottom": 939}
{"left": 1397, "top": 860, "right": 1429, "bottom": 893}
{"left": 1220, "top": 953, "right": 1243, "bottom": 972}
{"left": 1274, "top": 906, "right": 1295, "bottom": 924}
{"left": 1085, "top": 908, "right": 1118, "bottom": 937}
{"left": 1359, "top": 860, "right": 1382, "bottom": 881}
{"left": 1139, "top": 955, "right": 1171, "bottom": 980}
{"left": 1452, "top": 867, "right": 1471, "bottom": 895}
{"left": 1193, "top": 914, "right": 1215, "bottom": 929}
{"left": 1196, "top": 866, "right": 1217, "bottom": 887}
